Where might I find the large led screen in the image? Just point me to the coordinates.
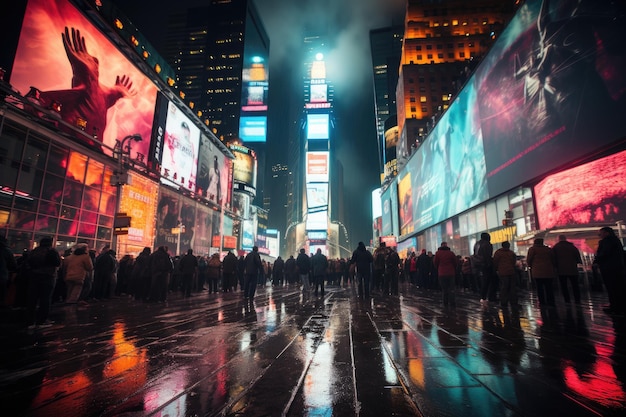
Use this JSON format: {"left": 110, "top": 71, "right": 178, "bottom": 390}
{"left": 117, "top": 173, "right": 158, "bottom": 255}
{"left": 239, "top": 116, "right": 267, "bottom": 143}
{"left": 474, "top": 0, "right": 626, "bottom": 197}
{"left": 306, "top": 210, "right": 328, "bottom": 231}
{"left": 232, "top": 147, "right": 257, "bottom": 190}
{"left": 398, "top": 171, "right": 413, "bottom": 236}
{"left": 381, "top": 186, "right": 393, "bottom": 237}
{"left": 196, "top": 134, "right": 232, "bottom": 207}
{"left": 310, "top": 83, "right": 328, "bottom": 103}
{"left": 306, "top": 113, "right": 330, "bottom": 140}
{"left": 160, "top": 102, "right": 200, "bottom": 191}
{"left": 306, "top": 183, "right": 329, "bottom": 210}
{"left": 535, "top": 150, "right": 626, "bottom": 230}
{"left": 306, "top": 152, "right": 329, "bottom": 183}
{"left": 11, "top": 0, "right": 157, "bottom": 158}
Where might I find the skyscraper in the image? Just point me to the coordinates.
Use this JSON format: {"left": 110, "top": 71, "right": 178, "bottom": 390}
{"left": 395, "top": 0, "right": 517, "bottom": 171}
{"left": 161, "top": 0, "right": 270, "bottom": 207}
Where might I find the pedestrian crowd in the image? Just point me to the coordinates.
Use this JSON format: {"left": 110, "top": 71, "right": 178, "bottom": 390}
{"left": 1, "top": 227, "right": 625, "bottom": 331}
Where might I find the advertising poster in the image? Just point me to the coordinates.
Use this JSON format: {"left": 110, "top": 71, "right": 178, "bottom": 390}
{"left": 117, "top": 173, "right": 158, "bottom": 255}
{"left": 306, "top": 152, "right": 329, "bottom": 183}
{"left": 474, "top": 0, "right": 626, "bottom": 197}
{"left": 306, "top": 183, "right": 329, "bottom": 210}
{"left": 11, "top": 0, "right": 157, "bottom": 157}
{"left": 232, "top": 147, "right": 257, "bottom": 190}
{"left": 154, "top": 187, "right": 181, "bottom": 253}
{"left": 196, "top": 134, "right": 232, "bottom": 207}
{"left": 398, "top": 171, "right": 413, "bottom": 236}
{"left": 535, "top": 150, "right": 626, "bottom": 230}
{"left": 160, "top": 102, "right": 200, "bottom": 191}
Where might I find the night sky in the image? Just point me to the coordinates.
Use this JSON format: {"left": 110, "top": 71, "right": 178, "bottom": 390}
{"left": 116, "top": 0, "right": 405, "bottom": 250}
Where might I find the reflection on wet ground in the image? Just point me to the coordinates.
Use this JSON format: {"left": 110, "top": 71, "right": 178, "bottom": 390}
{"left": 1, "top": 282, "right": 624, "bottom": 416}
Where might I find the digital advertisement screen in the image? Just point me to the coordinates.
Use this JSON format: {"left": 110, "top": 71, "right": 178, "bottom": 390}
{"left": 535, "top": 150, "right": 626, "bottom": 230}
{"left": 239, "top": 116, "right": 267, "bottom": 143}
{"left": 160, "top": 102, "right": 200, "bottom": 191}
{"left": 395, "top": 0, "right": 626, "bottom": 238}
{"left": 232, "top": 192, "right": 250, "bottom": 219}
{"left": 242, "top": 219, "right": 255, "bottom": 250}
{"left": 306, "top": 152, "right": 329, "bottom": 183}
{"left": 306, "top": 113, "right": 330, "bottom": 140}
{"left": 155, "top": 186, "right": 181, "bottom": 252}
{"left": 310, "top": 83, "right": 328, "bottom": 103}
{"left": 306, "top": 210, "right": 328, "bottom": 231}
{"left": 398, "top": 171, "right": 413, "bottom": 236}
{"left": 306, "top": 183, "right": 329, "bottom": 209}
{"left": 372, "top": 188, "right": 382, "bottom": 220}
{"left": 11, "top": 0, "right": 157, "bottom": 157}
{"left": 381, "top": 186, "right": 393, "bottom": 237}
{"left": 474, "top": 0, "right": 626, "bottom": 197}
{"left": 117, "top": 173, "right": 158, "bottom": 254}
{"left": 196, "top": 134, "right": 232, "bottom": 207}
{"left": 397, "top": 237, "right": 416, "bottom": 259}
{"left": 232, "top": 148, "right": 257, "bottom": 189}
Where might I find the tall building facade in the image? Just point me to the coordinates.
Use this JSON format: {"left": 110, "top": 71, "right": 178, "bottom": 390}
{"left": 370, "top": 25, "right": 404, "bottom": 186}
{"left": 395, "top": 0, "right": 516, "bottom": 170}
{"left": 161, "top": 0, "right": 270, "bottom": 208}
{"left": 284, "top": 34, "right": 348, "bottom": 259}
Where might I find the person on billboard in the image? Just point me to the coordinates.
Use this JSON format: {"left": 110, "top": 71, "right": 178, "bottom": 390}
{"left": 39, "top": 27, "right": 135, "bottom": 143}
{"left": 163, "top": 121, "right": 195, "bottom": 189}
{"left": 207, "top": 155, "right": 221, "bottom": 203}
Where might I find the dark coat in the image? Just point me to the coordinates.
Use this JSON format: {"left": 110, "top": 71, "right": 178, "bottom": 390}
{"left": 493, "top": 247, "right": 517, "bottom": 277}
{"left": 296, "top": 252, "right": 311, "bottom": 274}
{"left": 527, "top": 244, "right": 555, "bottom": 279}
{"left": 553, "top": 240, "right": 582, "bottom": 276}
{"left": 351, "top": 245, "right": 373, "bottom": 277}
{"left": 245, "top": 250, "right": 262, "bottom": 275}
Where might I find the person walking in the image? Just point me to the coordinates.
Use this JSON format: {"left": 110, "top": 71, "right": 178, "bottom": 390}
{"left": 222, "top": 251, "right": 238, "bottom": 292}
{"left": 553, "top": 234, "right": 583, "bottom": 305}
{"left": 493, "top": 241, "right": 518, "bottom": 310}
{"left": 244, "top": 246, "right": 262, "bottom": 299}
{"left": 93, "top": 247, "right": 116, "bottom": 300}
{"left": 272, "top": 256, "right": 285, "bottom": 287}
{"left": 351, "top": 242, "right": 373, "bottom": 298}
{"left": 433, "top": 242, "right": 458, "bottom": 308}
{"left": 372, "top": 242, "right": 389, "bottom": 293}
{"left": 311, "top": 249, "right": 328, "bottom": 297}
{"left": 62, "top": 243, "right": 93, "bottom": 304}
{"left": 26, "top": 236, "right": 61, "bottom": 328}
{"left": 284, "top": 255, "right": 296, "bottom": 286}
{"left": 296, "top": 248, "right": 311, "bottom": 295}
{"left": 527, "top": 238, "right": 556, "bottom": 308}
{"left": 130, "top": 247, "right": 151, "bottom": 301}
{"left": 474, "top": 232, "right": 495, "bottom": 304}
{"left": 594, "top": 227, "right": 625, "bottom": 315}
{"left": 206, "top": 253, "right": 222, "bottom": 294}
{"left": 385, "top": 247, "right": 401, "bottom": 296}
{"left": 179, "top": 249, "right": 198, "bottom": 298}
{"left": 149, "top": 246, "right": 173, "bottom": 302}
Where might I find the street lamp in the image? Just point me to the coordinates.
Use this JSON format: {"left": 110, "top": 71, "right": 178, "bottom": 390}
{"left": 111, "top": 134, "right": 142, "bottom": 253}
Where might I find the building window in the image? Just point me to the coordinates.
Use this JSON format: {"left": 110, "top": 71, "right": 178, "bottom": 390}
{"left": 420, "top": 96, "right": 427, "bottom": 103}
{"left": 426, "top": 44, "right": 432, "bottom": 50}
{"left": 459, "top": 52, "right": 465, "bottom": 58}
{"left": 417, "top": 54, "right": 423, "bottom": 60}
{"left": 416, "top": 45, "right": 422, "bottom": 51}
{"left": 438, "top": 53, "right": 444, "bottom": 59}
{"left": 427, "top": 54, "right": 433, "bottom": 60}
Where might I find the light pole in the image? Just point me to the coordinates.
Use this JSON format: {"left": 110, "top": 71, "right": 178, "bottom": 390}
{"left": 111, "top": 134, "right": 142, "bottom": 253}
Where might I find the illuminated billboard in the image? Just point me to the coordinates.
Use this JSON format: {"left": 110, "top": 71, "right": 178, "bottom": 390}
{"left": 310, "top": 84, "right": 328, "bottom": 103}
{"left": 159, "top": 102, "right": 200, "bottom": 191}
{"left": 306, "top": 113, "right": 330, "bottom": 140}
{"left": 475, "top": 0, "right": 626, "bottom": 197}
{"left": 306, "top": 210, "right": 328, "bottom": 231}
{"left": 196, "top": 134, "right": 232, "bottom": 207}
{"left": 117, "top": 173, "right": 158, "bottom": 255}
{"left": 239, "top": 116, "right": 267, "bottom": 143}
{"left": 231, "top": 145, "right": 257, "bottom": 193}
{"left": 306, "top": 152, "right": 329, "bottom": 183}
{"left": 535, "top": 150, "right": 626, "bottom": 230}
{"left": 10, "top": 0, "right": 157, "bottom": 158}
{"left": 306, "top": 183, "right": 329, "bottom": 210}
{"left": 395, "top": 0, "right": 626, "bottom": 237}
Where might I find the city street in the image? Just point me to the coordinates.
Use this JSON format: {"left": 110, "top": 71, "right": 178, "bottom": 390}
{"left": 1, "top": 281, "right": 625, "bottom": 417}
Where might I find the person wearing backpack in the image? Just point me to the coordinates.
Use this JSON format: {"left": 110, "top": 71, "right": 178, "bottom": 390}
{"left": 26, "top": 236, "right": 61, "bottom": 328}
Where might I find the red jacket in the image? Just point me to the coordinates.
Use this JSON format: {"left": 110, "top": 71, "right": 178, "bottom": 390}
{"left": 433, "top": 246, "right": 457, "bottom": 277}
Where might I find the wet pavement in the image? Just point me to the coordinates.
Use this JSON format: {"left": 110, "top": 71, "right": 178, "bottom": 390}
{"left": 1, "top": 281, "right": 625, "bottom": 417}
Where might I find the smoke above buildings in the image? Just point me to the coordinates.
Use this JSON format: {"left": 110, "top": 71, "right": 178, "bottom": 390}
{"left": 256, "top": 0, "right": 405, "bottom": 100}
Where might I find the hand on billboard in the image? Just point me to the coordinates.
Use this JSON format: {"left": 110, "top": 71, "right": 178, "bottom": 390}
{"left": 40, "top": 26, "right": 136, "bottom": 146}
{"left": 62, "top": 27, "right": 99, "bottom": 89}
{"left": 108, "top": 74, "right": 136, "bottom": 104}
